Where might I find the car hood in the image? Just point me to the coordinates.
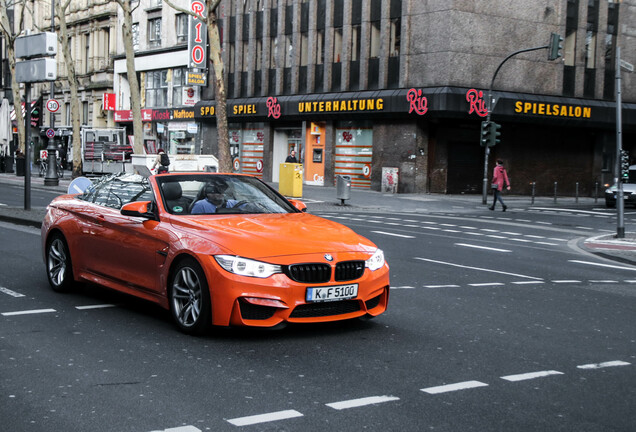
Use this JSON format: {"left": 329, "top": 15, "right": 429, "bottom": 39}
{"left": 170, "top": 213, "right": 377, "bottom": 258}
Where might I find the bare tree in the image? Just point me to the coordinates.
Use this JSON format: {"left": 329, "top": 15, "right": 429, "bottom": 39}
{"left": 113, "top": 0, "right": 143, "bottom": 154}
{"left": 0, "top": 0, "right": 27, "bottom": 154}
{"left": 163, "top": 0, "right": 230, "bottom": 172}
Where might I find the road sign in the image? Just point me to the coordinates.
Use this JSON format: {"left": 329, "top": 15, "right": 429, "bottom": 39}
{"left": 46, "top": 99, "right": 60, "bottom": 112}
{"left": 46, "top": 128, "right": 55, "bottom": 138}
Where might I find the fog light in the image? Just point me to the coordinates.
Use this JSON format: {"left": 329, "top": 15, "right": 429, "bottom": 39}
{"left": 243, "top": 297, "right": 289, "bottom": 309}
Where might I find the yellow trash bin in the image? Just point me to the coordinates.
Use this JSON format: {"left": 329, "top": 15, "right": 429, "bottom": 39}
{"left": 279, "top": 163, "right": 303, "bottom": 197}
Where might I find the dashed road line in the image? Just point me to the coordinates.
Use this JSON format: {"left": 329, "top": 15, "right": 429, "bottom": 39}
{"left": 326, "top": 395, "right": 400, "bottom": 410}
{"left": 455, "top": 243, "right": 512, "bottom": 252}
{"left": 371, "top": 231, "right": 416, "bottom": 238}
{"left": 226, "top": 409, "right": 303, "bottom": 427}
{"left": 500, "top": 370, "right": 564, "bottom": 382}
{"left": 0, "top": 286, "right": 25, "bottom": 298}
{"left": 2, "top": 308, "right": 56, "bottom": 316}
{"left": 75, "top": 304, "right": 117, "bottom": 310}
{"left": 421, "top": 381, "right": 489, "bottom": 394}
{"left": 577, "top": 361, "right": 631, "bottom": 369}
{"left": 414, "top": 257, "right": 543, "bottom": 280}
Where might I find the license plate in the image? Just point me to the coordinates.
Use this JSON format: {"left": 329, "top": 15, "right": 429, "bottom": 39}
{"left": 306, "top": 284, "right": 358, "bottom": 302}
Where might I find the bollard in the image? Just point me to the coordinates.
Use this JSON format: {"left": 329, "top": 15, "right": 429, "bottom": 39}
{"left": 595, "top": 182, "right": 599, "bottom": 204}
{"left": 554, "top": 181, "right": 558, "bottom": 204}
{"left": 531, "top": 182, "right": 536, "bottom": 205}
{"left": 575, "top": 182, "right": 579, "bottom": 204}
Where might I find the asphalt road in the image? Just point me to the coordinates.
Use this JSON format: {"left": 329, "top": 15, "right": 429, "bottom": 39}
{"left": 0, "top": 192, "right": 635, "bottom": 431}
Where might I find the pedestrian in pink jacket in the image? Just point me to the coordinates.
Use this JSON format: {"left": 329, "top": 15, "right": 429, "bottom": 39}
{"left": 490, "top": 159, "right": 510, "bottom": 211}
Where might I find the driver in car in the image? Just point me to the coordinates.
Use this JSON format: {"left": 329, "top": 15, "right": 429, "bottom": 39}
{"left": 191, "top": 184, "right": 239, "bottom": 214}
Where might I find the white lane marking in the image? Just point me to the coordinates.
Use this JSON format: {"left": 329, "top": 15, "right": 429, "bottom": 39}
{"left": 75, "top": 304, "right": 117, "bottom": 310}
{"left": 501, "top": 370, "right": 564, "bottom": 382}
{"left": 2, "top": 308, "right": 56, "bottom": 316}
{"left": 421, "top": 381, "right": 489, "bottom": 394}
{"left": 535, "top": 241, "right": 558, "bottom": 246}
{"left": 552, "top": 280, "right": 581, "bottom": 283}
{"left": 227, "top": 410, "right": 303, "bottom": 427}
{"left": 423, "top": 284, "right": 460, "bottom": 289}
{"left": 625, "top": 280, "right": 636, "bottom": 283}
{"left": 0, "top": 286, "right": 25, "bottom": 298}
{"left": 371, "top": 231, "right": 416, "bottom": 239}
{"left": 569, "top": 260, "right": 636, "bottom": 271}
{"left": 468, "top": 283, "right": 505, "bottom": 287}
{"left": 414, "top": 257, "right": 543, "bottom": 280}
{"left": 525, "top": 235, "right": 545, "bottom": 239}
{"left": 391, "top": 286, "right": 415, "bottom": 289}
{"left": 486, "top": 235, "right": 507, "bottom": 239}
{"left": 456, "top": 243, "right": 512, "bottom": 252}
{"left": 510, "top": 238, "right": 532, "bottom": 243}
{"left": 577, "top": 361, "right": 631, "bottom": 369}
{"left": 148, "top": 426, "right": 202, "bottom": 432}
{"left": 511, "top": 281, "right": 545, "bottom": 285}
{"left": 588, "top": 280, "right": 618, "bottom": 284}
{"left": 326, "top": 395, "right": 400, "bottom": 410}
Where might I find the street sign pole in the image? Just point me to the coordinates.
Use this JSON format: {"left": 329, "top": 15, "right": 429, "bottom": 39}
{"left": 616, "top": 47, "right": 625, "bottom": 238}
{"left": 24, "top": 83, "right": 31, "bottom": 210}
{"left": 45, "top": 0, "right": 59, "bottom": 186}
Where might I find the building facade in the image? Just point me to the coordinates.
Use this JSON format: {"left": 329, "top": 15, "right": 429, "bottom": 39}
{"left": 5, "top": 0, "right": 636, "bottom": 195}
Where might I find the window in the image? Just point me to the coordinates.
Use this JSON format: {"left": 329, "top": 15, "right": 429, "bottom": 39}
{"left": 145, "top": 70, "right": 168, "bottom": 107}
{"left": 82, "top": 101, "right": 89, "bottom": 125}
{"left": 333, "top": 28, "right": 342, "bottom": 63}
{"left": 370, "top": 23, "right": 380, "bottom": 58}
{"left": 148, "top": 17, "right": 162, "bottom": 48}
{"left": 172, "top": 67, "right": 186, "bottom": 106}
{"left": 149, "top": 0, "right": 162, "bottom": 8}
{"left": 315, "top": 29, "right": 324, "bottom": 64}
{"left": 390, "top": 19, "right": 401, "bottom": 57}
{"left": 351, "top": 25, "right": 360, "bottom": 61}
{"left": 132, "top": 23, "right": 140, "bottom": 51}
{"left": 84, "top": 33, "right": 90, "bottom": 74}
{"left": 176, "top": 14, "right": 187, "bottom": 44}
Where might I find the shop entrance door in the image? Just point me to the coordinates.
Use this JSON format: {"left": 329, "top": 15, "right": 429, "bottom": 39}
{"left": 447, "top": 141, "right": 483, "bottom": 194}
{"left": 272, "top": 127, "right": 302, "bottom": 183}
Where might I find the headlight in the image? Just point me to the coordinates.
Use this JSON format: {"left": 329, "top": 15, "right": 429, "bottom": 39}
{"left": 365, "top": 249, "right": 385, "bottom": 271}
{"left": 214, "top": 255, "right": 282, "bottom": 278}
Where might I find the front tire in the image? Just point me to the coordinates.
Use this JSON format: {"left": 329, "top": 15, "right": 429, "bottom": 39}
{"left": 46, "top": 233, "right": 75, "bottom": 292}
{"left": 169, "top": 258, "right": 211, "bottom": 335}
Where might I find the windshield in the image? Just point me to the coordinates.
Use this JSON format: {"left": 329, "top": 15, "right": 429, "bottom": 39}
{"left": 156, "top": 174, "right": 298, "bottom": 215}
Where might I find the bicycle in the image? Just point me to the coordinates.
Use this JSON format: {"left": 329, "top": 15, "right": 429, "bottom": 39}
{"left": 38, "top": 157, "right": 64, "bottom": 179}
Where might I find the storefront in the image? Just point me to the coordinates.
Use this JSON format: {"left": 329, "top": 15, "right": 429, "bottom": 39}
{"left": 193, "top": 87, "right": 635, "bottom": 195}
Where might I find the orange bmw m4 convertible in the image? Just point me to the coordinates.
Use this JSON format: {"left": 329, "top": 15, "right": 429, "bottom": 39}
{"left": 42, "top": 172, "right": 389, "bottom": 334}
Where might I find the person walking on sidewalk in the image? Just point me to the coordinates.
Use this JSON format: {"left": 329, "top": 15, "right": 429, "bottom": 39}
{"left": 490, "top": 159, "right": 510, "bottom": 211}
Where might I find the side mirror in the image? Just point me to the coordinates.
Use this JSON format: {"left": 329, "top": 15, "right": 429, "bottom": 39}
{"left": 288, "top": 199, "right": 307, "bottom": 212}
{"left": 121, "top": 201, "right": 155, "bottom": 219}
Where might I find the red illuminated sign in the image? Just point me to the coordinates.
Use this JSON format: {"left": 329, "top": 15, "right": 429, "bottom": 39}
{"left": 466, "top": 89, "right": 488, "bottom": 117}
{"left": 407, "top": 88, "right": 428, "bottom": 115}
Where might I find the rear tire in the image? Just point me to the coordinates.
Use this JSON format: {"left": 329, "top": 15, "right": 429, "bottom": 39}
{"left": 46, "top": 233, "right": 75, "bottom": 292}
{"left": 169, "top": 258, "right": 211, "bottom": 335}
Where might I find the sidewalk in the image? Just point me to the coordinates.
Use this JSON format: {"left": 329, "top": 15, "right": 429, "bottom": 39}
{"left": 1, "top": 171, "right": 635, "bottom": 265}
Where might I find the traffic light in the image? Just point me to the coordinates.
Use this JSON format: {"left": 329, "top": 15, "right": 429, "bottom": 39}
{"left": 620, "top": 150, "right": 630, "bottom": 181}
{"left": 548, "top": 32, "right": 563, "bottom": 61}
{"left": 480, "top": 121, "right": 491, "bottom": 147}
{"left": 488, "top": 122, "right": 501, "bottom": 147}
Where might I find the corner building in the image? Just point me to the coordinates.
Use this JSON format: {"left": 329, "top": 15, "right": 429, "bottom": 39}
{"left": 198, "top": 0, "right": 636, "bottom": 195}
